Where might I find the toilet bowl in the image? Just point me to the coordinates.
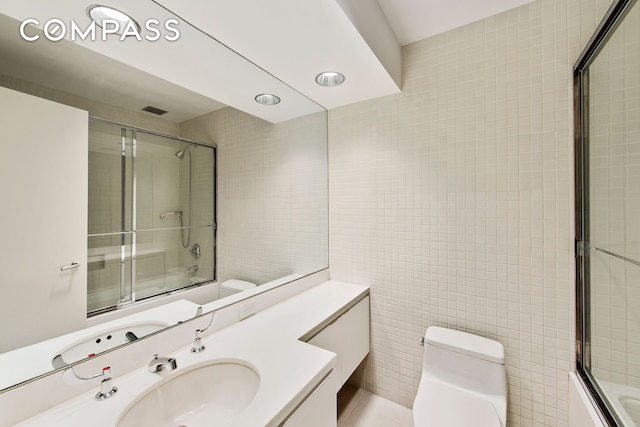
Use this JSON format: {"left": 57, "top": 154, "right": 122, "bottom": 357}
{"left": 413, "top": 327, "right": 507, "bottom": 427}
{"left": 219, "top": 279, "right": 257, "bottom": 298}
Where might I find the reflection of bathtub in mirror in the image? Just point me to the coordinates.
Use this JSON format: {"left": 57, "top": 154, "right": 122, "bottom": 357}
{"left": 87, "top": 242, "right": 212, "bottom": 314}
{"left": 0, "top": 299, "right": 199, "bottom": 391}
{"left": 87, "top": 265, "right": 209, "bottom": 311}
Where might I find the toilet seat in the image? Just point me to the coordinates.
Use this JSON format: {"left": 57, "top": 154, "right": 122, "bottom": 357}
{"left": 413, "top": 380, "right": 503, "bottom": 427}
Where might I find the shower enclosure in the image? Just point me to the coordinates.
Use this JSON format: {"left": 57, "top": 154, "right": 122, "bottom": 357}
{"left": 575, "top": 0, "right": 640, "bottom": 425}
{"left": 87, "top": 119, "right": 215, "bottom": 315}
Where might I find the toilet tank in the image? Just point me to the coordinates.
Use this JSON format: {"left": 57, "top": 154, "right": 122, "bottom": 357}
{"left": 423, "top": 327, "right": 507, "bottom": 399}
{"left": 219, "top": 279, "right": 256, "bottom": 298}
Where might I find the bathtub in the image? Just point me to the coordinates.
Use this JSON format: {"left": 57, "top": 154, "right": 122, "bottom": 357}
{"left": 88, "top": 271, "right": 209, "bottom": 310}
{"left": 598, "top": 379, "right": 640, "bottom": 426}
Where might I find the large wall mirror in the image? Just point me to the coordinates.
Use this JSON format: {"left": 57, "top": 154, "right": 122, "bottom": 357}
{"left": 0, "top": 0, "right": 328, "bottom": 392}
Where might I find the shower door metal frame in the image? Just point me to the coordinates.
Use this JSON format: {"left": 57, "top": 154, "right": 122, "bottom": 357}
{"left": 87, "top": 117, "right": 217, "bottom": 316}
{"left": 574, "top": 0, "right": 637, "bottom": 425}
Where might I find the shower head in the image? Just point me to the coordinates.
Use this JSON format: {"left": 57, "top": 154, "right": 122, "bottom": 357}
{"left": 175, "top": 143, "right": 197, "bottom": 159}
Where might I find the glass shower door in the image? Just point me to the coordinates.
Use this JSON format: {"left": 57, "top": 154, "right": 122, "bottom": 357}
{"left": 87, "top": 121, "right": 134, "bottom": 313}
{"left": 134, "top": 131, "right": 216, "bottom": 300}
{"left": 87, "top": 120, "right": 215, "bottom": 315}
{"left": 575, "top": 0, "right": 640, "bottom": 425}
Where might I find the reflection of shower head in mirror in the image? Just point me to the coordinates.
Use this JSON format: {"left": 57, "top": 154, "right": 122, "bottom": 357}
{"left": 175, "top": 143, "right": 197, "bottom": 159}
{"left": 160, "top": 211, "right": 183, "bottom": 219}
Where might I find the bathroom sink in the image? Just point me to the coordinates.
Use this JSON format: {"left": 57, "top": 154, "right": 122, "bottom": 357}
{"left": 52, "top": 321, "right": 168, "bottom": 368}
{"left": 117, "top": 361, "right": 260, "bottom": 427}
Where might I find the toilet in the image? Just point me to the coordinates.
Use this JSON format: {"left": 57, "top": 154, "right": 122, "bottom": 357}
{"left": 219, "top": 279, "right": 257, "bottom": 298}
{"left": 413, "top": 326, "right": 507, "bottom": 427}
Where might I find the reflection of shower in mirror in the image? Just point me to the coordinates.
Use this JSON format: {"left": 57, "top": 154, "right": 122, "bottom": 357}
{"left": 175, "top": 143, "right": 197, "bottom": 159}
{"left": 175, "top": 143, "right": 196, "bottom": 248}
{"left": 160, "top": 209, "right": 190, "bottom": 247}
{"left": 159, "top": 210, "right": 183, "bottom": 219}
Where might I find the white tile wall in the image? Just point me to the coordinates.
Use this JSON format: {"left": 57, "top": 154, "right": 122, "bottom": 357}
{"left": 328, "top": 0, "right": 612, "bottom": 425}
{"left": 180, "top": 108, "right": 329, "bottom": 286}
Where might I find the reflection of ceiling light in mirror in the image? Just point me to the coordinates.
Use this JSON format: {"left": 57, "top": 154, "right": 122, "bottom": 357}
{"left": 315, "top": 71, "right": 345, "bottom": 87}
{"left": 254, "top": 94, "right": 281, "bottom": 105}
{"left": 87, "top": 5, "right": 140, "bottom": 35}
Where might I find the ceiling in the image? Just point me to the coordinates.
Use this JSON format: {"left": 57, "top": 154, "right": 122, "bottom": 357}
{"left": 0, "top": 13, "right": 225, "bottom": 123}
{"left": 0, "top": 0, "right": 532, "bottom": 123}
{"left": 377, "top": 0, "right": 534, "bottom": 46}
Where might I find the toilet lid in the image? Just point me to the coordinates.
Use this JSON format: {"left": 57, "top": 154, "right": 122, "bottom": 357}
{"left": 220, "top": 279, "right": 256, "bottom": 291}
{"left": 413, "top": 382, "right": 503, "bottom": 427}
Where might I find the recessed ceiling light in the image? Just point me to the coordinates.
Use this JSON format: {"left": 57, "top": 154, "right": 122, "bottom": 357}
{"left": 315, "top": 71, "right": 345, "bottom": 87}
{"left": 255, "top": 94, "right": 281, "bottom": 105}
{"left": 87, "top": 5, "right": 140, "bottom": 35}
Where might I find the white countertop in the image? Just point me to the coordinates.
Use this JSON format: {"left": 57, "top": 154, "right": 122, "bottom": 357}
{"left": 16, "top": 280, "right": 369, "bottom": 426}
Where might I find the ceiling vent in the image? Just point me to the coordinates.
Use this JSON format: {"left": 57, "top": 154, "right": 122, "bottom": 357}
{"left": 142, "top": 106, "right": 168, "bottom": 116}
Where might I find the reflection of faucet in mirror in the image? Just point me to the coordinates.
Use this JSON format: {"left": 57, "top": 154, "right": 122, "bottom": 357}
{"left": 191, "top": 243, "right": 201, "bottom": 259}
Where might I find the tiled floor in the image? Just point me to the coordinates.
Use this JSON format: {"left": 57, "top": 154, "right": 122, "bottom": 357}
{"left": 337, "top": 386, "right": 413, "bottom": 427}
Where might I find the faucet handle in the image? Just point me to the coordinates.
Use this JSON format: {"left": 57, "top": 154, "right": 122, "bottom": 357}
{"left": 63, "top": 365, "right": 118, "bottom": 400}
{"left": 96, "top": 366, "right": 118, "bottom": 400}
{"left": 191, "top": 329, "right": 206, "bottom": 353}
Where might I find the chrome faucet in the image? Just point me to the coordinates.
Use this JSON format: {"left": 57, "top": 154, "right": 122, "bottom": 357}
{"left": 191, "top": 329, "right": 206, "bottom": 353}
{"left": 148, "top": 354, "right": 177, "bottom": 373}
{"left": 62, "top": 365, "right": 118, "bottom": 401}
{"left": 185, "top": 265, "right": 199, "bottom": 274}
{"left": 190, "top": 312, "right": 215, "bottom": 354}
{"left": 96, "top": 367, "right": 118, "bottom": 400}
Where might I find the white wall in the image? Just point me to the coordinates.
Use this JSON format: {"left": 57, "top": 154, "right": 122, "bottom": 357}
{"left": 328, "top": 0, "right": 612, "bottom": 425}
{"left": 0, "top": 87, "right": 88, "bottom": 352}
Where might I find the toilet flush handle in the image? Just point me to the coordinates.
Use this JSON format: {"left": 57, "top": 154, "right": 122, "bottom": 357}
{"left": 419, "top": 336, "right": 425, "bottom": 346}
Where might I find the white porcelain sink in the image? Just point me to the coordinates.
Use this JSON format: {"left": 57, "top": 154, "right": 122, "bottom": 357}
{"left": 117, "top": 361, "right": 260, "bottom": 427}
{"left": 52, "top": 321, "right": 168, "bottom": 368}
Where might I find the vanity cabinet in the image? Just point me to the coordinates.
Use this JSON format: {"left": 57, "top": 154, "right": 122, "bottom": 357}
{"left": 282, "top": 370, "right": 338, "bottom": 427}
{"left": 0, "top": 87, "right": 88, "bottom": 353}
{"left": 307, "top": 295, "right": 370, "bottom": 389}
